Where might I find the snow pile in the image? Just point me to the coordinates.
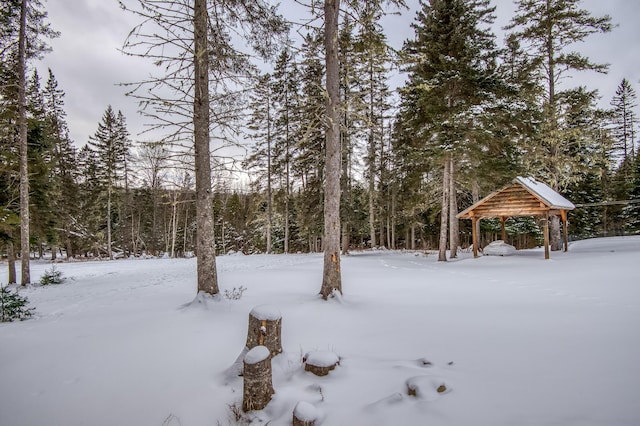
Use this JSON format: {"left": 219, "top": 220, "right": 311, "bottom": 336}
{"left": 483, "top": 239, "right": 516, "bottom": 256}
{"left": 250, "top": 304, "right": 282, "bottom": 321}
{"left": 1, "top": 236, "right": 639, "bottom": 425}
{"left": 245, "top": 346, "right": 271, "bottom": 364}
{"left": 304, "top": 351, "right": 340, "bottom": 368}
{"left": 293, "top": 401, "right": 319, "bottom": 422}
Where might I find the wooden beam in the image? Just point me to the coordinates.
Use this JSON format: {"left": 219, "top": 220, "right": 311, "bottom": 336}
{"left": 472, "top": 216, "right": 478, "bottom": 258}
{"left": 543, "top": 213, "right": 550, "bottom": 260}
{"left": 561, "top": 210, "right": 569, "bottom": 252}
{"left": 500, "top": 217, "right": 506, "bottom": 241}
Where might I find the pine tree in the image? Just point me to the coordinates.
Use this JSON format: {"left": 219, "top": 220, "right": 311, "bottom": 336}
{"left": 399, "top": 0, "right": 502, "bottom": 261}
{"left": 271, "top": 47, "right": 301, "bottom": 254}
{"left": 42, "top": 69, "right": 78, "bottom": 259}
{"left": 338, "top": 16, "right": 357, "bottom": 254}
{"left": 610, "top": 78, "right": 638, "bottom": 164}
{"left": 295, "top": 32, "right": 326, "bottom": 250}
{"left": 245, "top": 73, "right": 276, "bottom": 253}
{"left": 353, "top": 3, "right": 394, "bottom": 250}
{"left": 88, "top": 106, "right": 129, "bottom": 259}
{"left": 506, "top": 0, "right": 612, "bottom": 250}
{"left": 25, "top": 68, "right": 54, "bottom": 258}
{"left": 1, "top": 0, "right": 58, "bottom": 284}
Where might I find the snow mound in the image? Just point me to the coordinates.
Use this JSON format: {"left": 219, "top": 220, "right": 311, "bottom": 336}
{"left": 304, "top": 350, "right": 340, "bottom": 368}
{"left": 293, "top": 401, "right": 318, "bottom": 422}
{"left": 250, "top": 304, "right": 282, "bottom": 321}
{"left": 483, "top": 240, "right": 516, "bottom": 256}
{"left": 245, "top": 346, "right": 271, "bottom": 364}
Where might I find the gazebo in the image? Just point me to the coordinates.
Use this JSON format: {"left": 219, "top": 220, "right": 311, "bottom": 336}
{"left": 457, "top": 177, "right": 575, "bottom": 259}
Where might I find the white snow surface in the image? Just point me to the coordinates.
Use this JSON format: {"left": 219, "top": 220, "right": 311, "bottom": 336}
{"left": 1, "top": 236, "right": 640, "bottom": 426}
{"left": 250, "top": 304, "right": 282, "bottom": 321}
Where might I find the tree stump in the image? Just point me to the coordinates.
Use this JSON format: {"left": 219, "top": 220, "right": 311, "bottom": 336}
{"left": 242, "top": 346, "right": 274, "bottom": 412}
{"left": 406, "top": 376, "right": 449, "bottom": 400}
{"left": 293, "top": 401, "right": 318, "bottom": 426}
{"left": 304, "top": 351, "right": 339, "bottom": 376}
{"left": 245, "top": 305, "right": 282, "bottom": 357}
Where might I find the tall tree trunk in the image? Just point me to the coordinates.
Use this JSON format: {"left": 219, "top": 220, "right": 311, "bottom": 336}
{"left": 320, "top": 0, "right": 342, "bottom": 300}
{"left": 170, "top": 196, "right": 178, "bottom": 258}
{"left": 151, "top": 186, "right": 158, "bottom": 255}
{"left": 448, "top": 158, "right": 459, "bottom": 258}
{"left": 390, "top": 188, "right": 396, "bottom": 250}
{"left": 7, "top": 242, "right": 17, "bottom": 284}
{"left": 194, "top": 0, "right": 218, "bottom": 296}
{"left": 341, "top": 222, "right": 350, "bottom": 255}
{"left": 107, "top": 184, "right": 113, "bottom": 259}
{"left": 438, "top": 158, "right": 450, "bottom": 262}
{"left": 266, "top": 90, "right": 273, "bottom": 254}
{"left": 368, "top": 143, "right": 376, "bottom": 249}
{"left": 550, "top": 215, "right": 562, "bottom": 251}
{"left": 410, "top": 221, "right": 415, "bottom": 250}
{"left": 472, "top": 179, "right": 481, "bottom": 250}
{"left": 18, "top": 0, "right": 30, "bottom": 285}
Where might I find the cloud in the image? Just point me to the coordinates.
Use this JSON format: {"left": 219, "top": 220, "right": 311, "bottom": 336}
{"left": 36, "top": 0, "right": 640, "bottom": 150}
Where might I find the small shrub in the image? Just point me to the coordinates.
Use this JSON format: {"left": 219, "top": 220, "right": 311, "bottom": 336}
{"left": 224, "top": 286, "right": 246, "bottom": 301}
{"left": 40, "top": 265, "right": 65, "bottom": 285}
{"left": 1, "top": 285, "right": 35, "bottom": 322}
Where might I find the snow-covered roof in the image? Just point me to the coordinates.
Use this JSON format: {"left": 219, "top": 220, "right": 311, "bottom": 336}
{"left": 514, "top": 177, "right": 575, "bottom": 210}
{"left": 457, "top": 176, "right": 575, "bottom": 220}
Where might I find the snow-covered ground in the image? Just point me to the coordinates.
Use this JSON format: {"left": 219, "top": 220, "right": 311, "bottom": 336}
{"left": 1, "top": 236, "right": 639, "bottom": 426}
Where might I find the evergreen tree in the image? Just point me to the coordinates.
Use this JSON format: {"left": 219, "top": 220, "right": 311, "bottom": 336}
{"left": 506, "top": 0, "right": 612, "bottom": 250}
{"left": 353, "top": 3, "right": 394, "bottom": 249}
{"left": 271, "top": 47, "right": 301, "bottom": 254}
{"left": 42, "top": 69, "right": 78, "bottom": 259}
{"left": 399, "top": 0, "right": 502, "bottom": 261}
{"left": 1, "top": 0, "right": 58, "bottom": 284}
{"left": 88, "top": 106, "right": 129, "bottom": 259}
{"left": 295, "top": 32, "right": 326, "bottom": 250}
{"left": 610, "top": 78, "right": 638, "bottom": 164}
{"left": 245, "top": 72, "right": 276, "bottom": 253}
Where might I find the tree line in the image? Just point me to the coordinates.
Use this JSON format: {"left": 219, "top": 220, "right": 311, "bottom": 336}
{"left": 2, "top": 0, "right": 639, "bottom": 291}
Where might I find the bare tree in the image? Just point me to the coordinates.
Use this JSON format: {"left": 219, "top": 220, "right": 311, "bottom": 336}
{"left": 17, "top": 0, "right": 29, "bottom": 285}
{"left": 120, "top": 0, "right": 286, "bottom": 296}
{"left": 319, "top": 0, "right": 342, "bottom": 300}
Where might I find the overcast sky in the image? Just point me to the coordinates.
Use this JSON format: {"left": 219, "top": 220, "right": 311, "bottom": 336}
{"left": 37, "top": 0, "right": 640, "bottom": 149}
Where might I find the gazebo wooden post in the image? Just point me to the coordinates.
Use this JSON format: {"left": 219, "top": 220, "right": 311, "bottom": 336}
{"left": 561, "top": 210, "right": 569, "bottom": 252}
{"left": 471, "top": 215, "right": 478, "bottom": 258}
{"left": 500, "top": 217, "right": 506, "bottom": 241}
{"left": 543, "top": 212, "right": 550, "bottom": 260}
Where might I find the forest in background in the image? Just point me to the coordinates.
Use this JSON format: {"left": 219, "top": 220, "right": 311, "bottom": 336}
{"left": 2, "top": 0, "right": 639, "bottom": 266}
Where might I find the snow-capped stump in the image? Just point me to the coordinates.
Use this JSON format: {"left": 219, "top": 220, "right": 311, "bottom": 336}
{"left": 242, "top": 346, "right": 274, "bottom": 412}
{"left": 406, "top": 376, "right": 450, "bottom": 401}
{"left": 245, "top": 305, "right": 282, "bottom": 357}
{"left": 292, "top": 401, "right": 318, "bottom": 426}
{"left": 304, "top": 351, "right": 340, "bottom": 376}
